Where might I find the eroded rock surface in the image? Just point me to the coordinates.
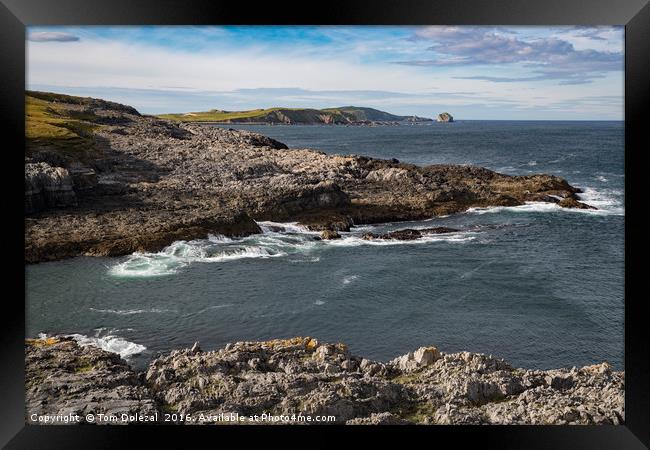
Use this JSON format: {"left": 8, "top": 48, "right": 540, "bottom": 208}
{"left": 362, "top": 227, "right": 460, "bottom": 241}
{"left": 26, "top": 336, "right": 624, "bottom": 425}
{"left": 26, "top": 337, "right": 157, "bottom": 424}
{"left": 25, "top": 162, "right": 77, "bottom": 214}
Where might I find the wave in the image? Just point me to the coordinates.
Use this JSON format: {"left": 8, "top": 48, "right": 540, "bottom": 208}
{"left": 342, "top": 275, "right": 359, "bottom": 285}
{"left": 577, "top": 187, "right": 624, "bottom": 215}
{"left": 257, "top": 221, "right": 314, "bottom": 234}
{"left": 187, "top": 304, "right": 234, "bottom": 316}
{"left": 467, "top": 187, "right": 623, "bottom": 217}
{"left": 38, "top": 330, "right": 146, "bottom": 359}
{"left": 89, "top": 308, "right": 174, "bottom": 315}
{"left": 325, "top": 232, "right": 477, "bottom": 247}
{"left": 107, "top": 221, "right": 479, "bottom": 278}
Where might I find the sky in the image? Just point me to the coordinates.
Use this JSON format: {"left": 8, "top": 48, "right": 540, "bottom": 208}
{"left": 26, "top": 26, "right": 624, "bottom": 120}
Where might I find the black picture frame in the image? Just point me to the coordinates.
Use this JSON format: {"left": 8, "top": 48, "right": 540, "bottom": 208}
{"left": 2, "top": 0, "right": 648, "bottom": 447}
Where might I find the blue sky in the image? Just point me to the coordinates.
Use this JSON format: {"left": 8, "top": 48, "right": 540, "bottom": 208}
{"left": 27, "top": 26, "right": 624, "bottom": 119}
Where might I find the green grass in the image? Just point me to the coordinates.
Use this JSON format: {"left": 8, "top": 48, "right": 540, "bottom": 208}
{"left": 158, "top": 105, "right": 419, "bottom": 123}
{"left": 25, "top": 94, "right": 100, "bottom": 161}
{"left": 159, "top": 107, "right": 289, "bottom": 122}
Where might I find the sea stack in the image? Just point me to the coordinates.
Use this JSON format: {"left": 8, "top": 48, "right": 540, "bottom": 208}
{"left": 437, "top": 112, "right": 454, "bottom": 122}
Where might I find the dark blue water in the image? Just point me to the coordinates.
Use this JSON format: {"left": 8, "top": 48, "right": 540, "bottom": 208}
{"left": 26, "top": 121, "right": 624, "bottom": 371}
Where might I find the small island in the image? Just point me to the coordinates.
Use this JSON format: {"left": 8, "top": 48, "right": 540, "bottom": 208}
{"left": 437, "top": 112, "right": 454, "bottom": 122}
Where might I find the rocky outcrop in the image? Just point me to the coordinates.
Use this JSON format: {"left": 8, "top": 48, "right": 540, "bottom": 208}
{"left": 321, "top": 230, "right": 341, "bottom": 240}
{"left": 362, "top": 227, "right": 459, "bottom": 241}
{"left": 437, "top": 112, "right": 454, "bottom": 123}
{"left": 25, "top": 162, "right": 77, "bottom": 214}
{"left": 26, "top": 337, "right": 157, "bottom": 423}
{"left": 25, "top": 92, "right": 596, "bottom": 263}
{"left": 558, "top": 197, "right": 597, "bottom": 209}
{"left": 26, "top": 336, "right": 624, "bottom": 425}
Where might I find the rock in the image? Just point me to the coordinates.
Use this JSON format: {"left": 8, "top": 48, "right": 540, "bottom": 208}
{"left": 25, "top": 162, "right": 77, "bottom": 214}
{"left": 68, "top": 165, "right": 98, "bottom": 191}
{"left": 26, "top": 336, "right": 624, "bottom": 426}
{"left": 558, "top": 197, "right": 597, "bottom": 209}
{"left": 25, "top": 337, "right": 157, "bottom": 424}
{"left": 346, "top": 412, "right": 409, "bottom": 425}
{"left": 365, "top": 168, "right": 409, "bottom": 183}
{"left": 362, "top": 227, "right": 459, "bottom": 241}
{"left": 321, "top": 230, "right": 341, "bottom": 240}
{"left": 390, "top": 346, "right": 441, "bottom": 372}
{"left": 437, "top": 112, "right": 454, "bottom": 122}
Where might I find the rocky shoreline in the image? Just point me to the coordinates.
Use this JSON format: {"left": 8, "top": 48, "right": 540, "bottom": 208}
{"left": 25, "top": 336, "right": 624, "bottom": 425}
{"left": 25, "top": 92, "right": 595, "bottom": 264}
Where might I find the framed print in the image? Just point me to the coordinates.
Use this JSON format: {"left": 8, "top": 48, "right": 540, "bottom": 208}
{"left": 2, "top": 0, "right": 648, "bottom": 447}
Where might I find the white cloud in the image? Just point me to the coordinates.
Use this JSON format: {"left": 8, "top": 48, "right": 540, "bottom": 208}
{"left": 28, "top": 31, "right": 80, "bottom": 42}
{"left": 26, "top": 30, "right": 623, "bottom": 120}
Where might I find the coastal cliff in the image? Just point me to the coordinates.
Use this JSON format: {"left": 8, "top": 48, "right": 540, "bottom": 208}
{"left": 25, "top": 91, "right": 595, "bottom": 263}
{"left": 25, "top": 336, "right": 624, "bottom": 425}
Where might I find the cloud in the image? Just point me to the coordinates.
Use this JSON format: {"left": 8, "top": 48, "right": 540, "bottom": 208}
{"left": 28, "top": 31, "right": 80, "bottom": 42}
{"left": 397, "top": 26, "right": 622, "bottom": 84}
{"left": 26, "top": 26, "right": 623, "bottom": 119}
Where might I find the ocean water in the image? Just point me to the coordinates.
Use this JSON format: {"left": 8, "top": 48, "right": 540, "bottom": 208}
{"left": 26, "top": 121, "right": 625, "bottom": 371}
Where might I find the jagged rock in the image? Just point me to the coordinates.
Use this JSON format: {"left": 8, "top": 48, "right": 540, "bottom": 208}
{"left": 365, "top": 168, "right": 409, "bottom": 183}
{"left": 25, "top": 337, "right": 157, "bottom": 424}
{"left": 558, "top": 197, "right": 597, "bottom": 209}
{"left": 437, "top": 112, "right": 454, "bottom": 122}
{"left": 390, "top": 346, "right": 441, "bottom": 372}
{"left": 68, "top": 164, "right": 98, "bottom": 190}
{"left": 25, "top": 336, "right": 624, "bottom": 425}
{"left": 321, "top": 230, "right": 341, "bottom": 240}
{"left": 362, "top": 227, "right": 459, "bottom": 241}
{"left": 25, "top": 162, "right": 77, "bottom": 213}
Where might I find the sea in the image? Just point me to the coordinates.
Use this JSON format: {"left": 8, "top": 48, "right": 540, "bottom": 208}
{"left": 26, "top": 121, "right": 625, "bottom": 371}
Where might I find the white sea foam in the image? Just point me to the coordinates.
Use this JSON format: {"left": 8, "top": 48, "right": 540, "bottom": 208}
{"left": 288, "top": 256, "right": 321, "bottom": 263}
{"left": 314, "top": 300, "right": 325, "bottom": 305}
{"left": 257, "top": 221, "right": 314, "bottom": 234}
{"left": 466, "top": 186, "right": 623, "bottom": 217}
{"left": 190, "top": 304, "right": 234, "bottom": 315}
{"left": 342, "top": 275, "right": 359, "bottom": 285}
{"left": 39, "top": 330, "right": 147, "bottom": 359}
{"left": 577, "top": 187, "right": 624, "bottom": 215}
{"left": 327, "top": 232, "right": 476, "bottom": 247}
{"left": 108, "top": 220, "right": 479, "bottom": 278}
{"left": 89, "top": 308, "right": 174, "bottom": 315}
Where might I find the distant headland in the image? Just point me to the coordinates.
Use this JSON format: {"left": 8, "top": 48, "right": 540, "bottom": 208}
{"left": 158, "top": 106, "right": 433, "bottom": 125}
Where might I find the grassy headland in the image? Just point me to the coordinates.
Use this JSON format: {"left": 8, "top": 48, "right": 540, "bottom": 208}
{"left": 158, "top": 106, "right": 431, "bottom": 124}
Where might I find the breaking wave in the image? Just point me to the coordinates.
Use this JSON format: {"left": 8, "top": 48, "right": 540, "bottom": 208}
{"left": 38, "top": 330, "right": 146, "bottom": 359}
{"left": 467, "top": 186, "right": 623, "bottom": 217}
{"left": 108, "top": 221, "right": 477, "bottom": 278}
{"left": 89, "top": 308, "right": 174, "bottom": 315}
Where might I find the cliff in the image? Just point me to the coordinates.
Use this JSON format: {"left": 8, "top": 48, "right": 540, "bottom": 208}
{"left": 25, "top": 336, "right": 624, "bottom": 425}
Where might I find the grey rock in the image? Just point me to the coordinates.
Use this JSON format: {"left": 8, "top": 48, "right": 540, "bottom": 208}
{"left": 25, "top": 336, "right": 623, "bottom": 425}
{"left": 25, "top": 162, "right": 77, "bottom": 213}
